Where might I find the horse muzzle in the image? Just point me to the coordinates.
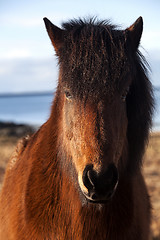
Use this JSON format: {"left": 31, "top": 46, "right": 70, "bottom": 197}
{"left": 81, "top": 163, "right": 119, "bottom": 203}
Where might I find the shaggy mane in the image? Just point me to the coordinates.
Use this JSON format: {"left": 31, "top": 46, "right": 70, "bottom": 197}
{"left": 62, "top": 17, "right": 116, "bottom": 31}
{"left": 59, "top": 18, "right": 130, "bottom": 100}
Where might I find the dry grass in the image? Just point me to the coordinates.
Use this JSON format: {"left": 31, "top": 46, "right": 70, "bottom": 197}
{"left": 0, "top": 131, "right": 160, "bottom": 239}
{"left": 0, "top": 135, "right": 20, "bottom": 190}
{"left": 143, "top": 133, "right": 160, "bottom": 239}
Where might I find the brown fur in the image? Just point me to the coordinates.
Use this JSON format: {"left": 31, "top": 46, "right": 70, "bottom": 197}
{"left": 0, "top": 17, "right": 153, "bottom": 239}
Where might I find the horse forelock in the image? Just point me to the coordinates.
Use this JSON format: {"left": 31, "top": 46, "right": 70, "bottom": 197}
{"left": 57, "top": 18, "right": 131, "bottom": 100}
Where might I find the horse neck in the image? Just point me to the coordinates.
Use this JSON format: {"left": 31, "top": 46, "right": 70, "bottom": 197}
{"left": 24, "top": 119, "right": 134, "bottom": 239}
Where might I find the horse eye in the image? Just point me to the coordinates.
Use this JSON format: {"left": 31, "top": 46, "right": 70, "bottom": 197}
{"left": 65, "top": 91, "right": 72, "bottom": 100}
{"left": 121, "top": 87, "right": 129, "bottom": 102}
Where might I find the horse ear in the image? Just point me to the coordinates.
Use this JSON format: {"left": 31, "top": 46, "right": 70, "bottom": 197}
{"left": 125, "top": 17, "right": 143, "bottom": 51}
{"left": 43, "top": 17, "right": 64, "bottom": 53}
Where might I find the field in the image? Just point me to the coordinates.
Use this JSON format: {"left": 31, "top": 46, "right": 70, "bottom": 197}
{"left": 143, "top": 133, "right": 160, "bottom": 239}
{"left": 0, "top": 123, "right": 160, "bottom": 239}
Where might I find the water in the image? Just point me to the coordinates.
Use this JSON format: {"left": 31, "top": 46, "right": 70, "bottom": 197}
{"left": 154, "top": 88, "right": 160, "bottom": 131}
{"left": 0, "top": 90, "right": 160, "bottom": 131}
{"left": 0, "top": 93, "right": 53, "bottom": 126}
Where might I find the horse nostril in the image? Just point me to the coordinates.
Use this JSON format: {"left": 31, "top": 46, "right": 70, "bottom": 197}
{"left": 82, "top": 164, "right": 94, "bottom": 190}
{"left": 87, "top": 169, "right": 97, "bottom": 187}
{"left": 90, "top": 192, "right": 97, "bottom": 200}
{"left": 82, "top": 163, "right": 119, "bottom": 201}
{"left": 103, "top": 164, "right": 119, "bottom": 188}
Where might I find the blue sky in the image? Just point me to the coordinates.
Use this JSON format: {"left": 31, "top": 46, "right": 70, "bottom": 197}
{"left": 0, "top": 0, "right": 160, "bottom": 93}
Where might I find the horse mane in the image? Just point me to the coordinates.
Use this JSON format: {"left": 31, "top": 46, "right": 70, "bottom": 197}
{"left": 62, "top": 17, "right": 115, "bottom": 31}
{"left": 126, "top": 50, "right": 154, "bottom": 173}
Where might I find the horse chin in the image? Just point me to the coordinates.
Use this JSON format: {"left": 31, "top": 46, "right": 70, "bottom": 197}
{"left": 82, "top": 190, "right": 115, "bottom": 205}
{"left": 87, "top": 198, "right": 109, "bottom": 204}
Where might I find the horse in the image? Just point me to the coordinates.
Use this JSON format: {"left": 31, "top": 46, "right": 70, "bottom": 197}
{"left": 0, "top": 16, "right": 154, "bottom": 240}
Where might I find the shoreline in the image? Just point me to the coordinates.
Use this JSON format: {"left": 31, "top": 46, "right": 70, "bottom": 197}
{"left": 0, "top": 121, "right": 37, "bottom": 138}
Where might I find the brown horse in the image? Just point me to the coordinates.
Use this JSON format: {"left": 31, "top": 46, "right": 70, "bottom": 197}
{"left": 0, "top": 17, "right": 154, "bottom": 239}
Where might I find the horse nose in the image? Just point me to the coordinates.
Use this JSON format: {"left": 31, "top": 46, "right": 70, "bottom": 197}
{"left": 82, "top": 163, "right": 119, "bottom": 202}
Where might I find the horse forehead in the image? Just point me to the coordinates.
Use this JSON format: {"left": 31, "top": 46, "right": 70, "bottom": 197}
{"left": 75, "top": 96, "right": 114, "bottom": 116}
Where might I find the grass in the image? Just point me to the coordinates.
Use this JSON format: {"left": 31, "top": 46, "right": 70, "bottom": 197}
{"left": 0, "top": 131, "right": 160, "bottom": 239}
{"left": 143, "top": 133, "right": 160, "bottom": 239}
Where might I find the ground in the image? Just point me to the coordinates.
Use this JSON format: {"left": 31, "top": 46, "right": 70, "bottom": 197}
{"left": 143, "top": 133, "right": 160, "bottom": 239}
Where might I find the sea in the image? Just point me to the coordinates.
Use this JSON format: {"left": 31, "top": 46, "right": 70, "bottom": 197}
{"left": 0, "top": 89, "right": 160, "bottom": 132}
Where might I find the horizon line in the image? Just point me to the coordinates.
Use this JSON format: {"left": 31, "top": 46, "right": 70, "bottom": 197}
{"left": 0, "top": 90, "right": 55, "bottom": 98}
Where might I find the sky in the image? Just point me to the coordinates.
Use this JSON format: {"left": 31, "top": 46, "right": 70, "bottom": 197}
{"left": 0, "top": 0, "right": 160, "bottom": 94}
